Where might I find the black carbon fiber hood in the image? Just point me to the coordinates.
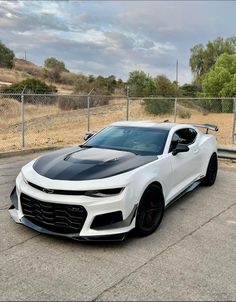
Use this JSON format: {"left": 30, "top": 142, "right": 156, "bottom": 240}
{"left": 33, "top": 146, "right": 157, "bottom": 181}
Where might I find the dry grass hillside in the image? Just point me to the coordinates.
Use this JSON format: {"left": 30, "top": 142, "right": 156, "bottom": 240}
{"left": 0, "top": 97, "right": 234, "bottom": 152}
{"left": 0, "top": 59, "right": 75, "bottom": 93}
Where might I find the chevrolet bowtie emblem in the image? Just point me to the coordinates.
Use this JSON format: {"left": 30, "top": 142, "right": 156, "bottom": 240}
{"left": 43, "top": 188, "right": 54, "bottom": 194}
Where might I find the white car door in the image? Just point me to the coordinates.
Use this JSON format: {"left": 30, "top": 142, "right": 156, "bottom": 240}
{"left": 166, "top": 128, "right": 201, "bottom": 202}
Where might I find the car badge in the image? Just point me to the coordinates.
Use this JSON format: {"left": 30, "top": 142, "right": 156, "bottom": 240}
{"left": 43, "top": 188, "right": 54, "bottom": 194}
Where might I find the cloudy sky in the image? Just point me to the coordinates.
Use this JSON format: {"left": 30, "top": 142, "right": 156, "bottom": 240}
{"left": 0, "top": 0, "right": 235, "bottom": 83}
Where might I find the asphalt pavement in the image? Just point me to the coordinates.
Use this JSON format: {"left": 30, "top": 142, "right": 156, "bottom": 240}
{"left": 0, "top": 152, "right": 235, "bottom": 301}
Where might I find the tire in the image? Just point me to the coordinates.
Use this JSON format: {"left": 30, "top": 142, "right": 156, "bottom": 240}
{"left": 135, "top": 184, "right": 164, "bottom": 236}
{"left": 202, "top": 153, "right": 218, "bottom": 186}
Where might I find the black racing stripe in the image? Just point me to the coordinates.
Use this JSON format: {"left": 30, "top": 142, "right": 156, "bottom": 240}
{"left": 33, "top": 147, "right": 157, "bottom": 181}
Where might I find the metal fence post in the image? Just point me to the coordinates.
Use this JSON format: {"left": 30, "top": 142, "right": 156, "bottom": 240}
{"left": 21, "top": 89, "right": 25, "bottom": 148}
{"left": 87, "top": 88, "right": 94, "bottom": 132}
{"left": 87, "top": 94, "right": 90, "bottom": 132}
{"left": 232, "top": 98, "right": 236, "bottom": 144}
{"left": 126, "top": 86, "right": 130, "bottom": 121}
{"left": 174, "top": 97, "right": 177, "bottom": 123}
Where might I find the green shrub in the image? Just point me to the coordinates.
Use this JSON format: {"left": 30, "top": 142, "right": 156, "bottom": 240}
{"left": 144, "top": 98, "right": 173, "bottom": 115}
{"left": 178, "top": 99, "right": 195, "bottom": 109}
{"left": 58, "top": 96, "right": 109, "bottom": 111}
{"left": 60, "top": 72, "right": 79, "bottom": 85}
{"left": 196, "top": 99, "right": 223, "bottom": 113}
{"left": 178, "top": 109, "right": 191, "bottom": 119}
{"left": 196, "top": 98, "right": 233, "bottom": 113}
{"left": 0, "top": 78, "right": 57, "bottom": 94}
{"left": 222, "top": 99, "right": 233, "bottom": 113}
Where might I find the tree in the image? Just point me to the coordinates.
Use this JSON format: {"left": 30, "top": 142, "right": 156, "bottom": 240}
{"left": 202, "top": 53, "right": 236, "bottom": 112}
{"left": 117, "top": 78, "right": 123, "bottom": 86}
{"left": 203, "top": 53, "right": 236, "bottom": 97}
{"left": 144, "top": 76, "right": 177, "bottom": 115}
{"left": 127, "top": 71, "right": 181, "bottom": 114}
{"left": 0, "top": 41, "right": 15, "bottom": 69}
{"left": 154, "top": 75, "right": 177, "bottom": 97}
{"left": 88, "top": 75, "right": 95, "bottom": 83}
{"left": 106, "top": 75, "right": 116, "bottom": 94}
{"left": 180, "top": 83, "right": 199, "bottom": 97}
{"left": 44, "top": 57, "right": 68, "bottom": 72}
{"left": 94, "top": 76, "right": 108, "bottom": 94}
{"left": 128, "top": 71, "right": 155, "bottom": 97}
{"left": 189, "top": 37, "right": 236, "bottom": 80}
{"left": 74, "top": 75, "right": 90, "bottom": 94}
{"left": 44, "top": 57, "right": 69, "bottom": 83}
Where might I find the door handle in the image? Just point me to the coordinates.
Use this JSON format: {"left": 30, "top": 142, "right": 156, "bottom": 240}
{"left": 193, "top": 148, "right": 199, "bottom": 153}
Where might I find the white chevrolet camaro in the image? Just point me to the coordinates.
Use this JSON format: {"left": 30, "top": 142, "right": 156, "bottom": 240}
{"left": 9, "top": 121, "right": 218, "bottom": 241}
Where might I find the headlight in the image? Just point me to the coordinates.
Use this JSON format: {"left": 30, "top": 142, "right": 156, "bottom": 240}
{"left": 21, "top": 171, "right": 28, "bottom": 184}
{"left": 85, "top": 188, "right": 124, "bottom": 198}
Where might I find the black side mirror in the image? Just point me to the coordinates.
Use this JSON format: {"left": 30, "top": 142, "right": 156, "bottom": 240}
{"left": 84, "top": 132, "right": 95, "bottom": 141}
{"left": 172, "top": 143, "right": 189, "bottom": 156}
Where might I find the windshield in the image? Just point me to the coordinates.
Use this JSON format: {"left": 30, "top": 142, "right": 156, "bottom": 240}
{"left": 83, "top": 126, "right": 169, "bottom": 155}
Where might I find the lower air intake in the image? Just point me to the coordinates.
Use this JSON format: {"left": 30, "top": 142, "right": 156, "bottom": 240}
{"left": 21, "top": 193, "right": 87, "bottom": 234}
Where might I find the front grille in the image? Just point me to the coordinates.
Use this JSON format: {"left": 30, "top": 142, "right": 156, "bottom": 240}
{"left": 20, "top": 194, "right": 87, "bottom": 234}
{"left": 28, "top": 181, "right": 124, "bottom": 197}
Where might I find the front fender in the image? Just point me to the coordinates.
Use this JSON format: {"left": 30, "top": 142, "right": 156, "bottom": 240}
{"left": 127, "top": 155, "right": 171, "bottom": 206}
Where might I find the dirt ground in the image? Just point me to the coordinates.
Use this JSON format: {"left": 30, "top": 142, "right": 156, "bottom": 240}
{"left": 218, "top": 159, "right": 236, "bottom": 171}
{"left": 0, "top": 98, "right": 235, "bottom": 152}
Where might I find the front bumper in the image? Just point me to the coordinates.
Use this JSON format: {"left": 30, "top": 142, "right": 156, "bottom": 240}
{"left": 9, "top": 205, "right": 129, "bottom": 241}
{"left": 9, "top": 173, "right": 138, "bottom": 241}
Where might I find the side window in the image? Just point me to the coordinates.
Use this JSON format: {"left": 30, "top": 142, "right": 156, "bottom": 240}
{"left": 169, "top": 128, "right": 197, "bottom": 152}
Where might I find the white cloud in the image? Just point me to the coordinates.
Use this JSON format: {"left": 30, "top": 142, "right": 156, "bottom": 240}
{"left": 0, "top": 0, "right": 235, "bottom": 83}
{"left": 0, "top": 0, "right": 25, "bottom": 10}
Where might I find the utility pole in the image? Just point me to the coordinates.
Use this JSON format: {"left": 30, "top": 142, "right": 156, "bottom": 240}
{"left": 176, "top": 59, "right": 178, "bottom": 87}
{"left": 24, "top": 50, "right": 27, "bottom": 61}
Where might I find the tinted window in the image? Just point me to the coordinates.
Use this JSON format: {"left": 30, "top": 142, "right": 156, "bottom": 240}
{"left": 84, "top": 126, "right": 169, "bottom": 155}
{"left": 169, "top": 128, "right": 197, "bottom": 152}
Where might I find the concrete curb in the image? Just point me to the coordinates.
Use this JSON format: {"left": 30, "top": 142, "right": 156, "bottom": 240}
{"left": 0, "top": 146, "right": 64, "bottom": 159}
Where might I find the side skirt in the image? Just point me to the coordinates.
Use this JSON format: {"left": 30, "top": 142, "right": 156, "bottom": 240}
{"left": 165, "top": 179, "right": 202, "bottom": 209}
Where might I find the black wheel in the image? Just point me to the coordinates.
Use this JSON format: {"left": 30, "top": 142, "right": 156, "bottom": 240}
{"left": 135, "top": 184, "right": 164, "bottom": 236}
{"left": 202, "top": 153, "right": 218, "bottom": 186}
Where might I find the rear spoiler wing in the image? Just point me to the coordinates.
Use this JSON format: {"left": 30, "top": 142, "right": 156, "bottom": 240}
{"left": 191, "top": 124, "right": 218, "bottom": 133}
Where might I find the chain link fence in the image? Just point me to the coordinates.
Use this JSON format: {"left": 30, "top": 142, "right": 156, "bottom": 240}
{"left": 0, "top": 92, "right": 235, "bottom": 152}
